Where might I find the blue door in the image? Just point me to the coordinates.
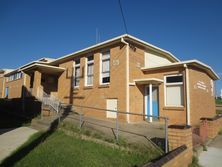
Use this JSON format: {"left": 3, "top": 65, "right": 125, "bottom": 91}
{"left": 146, "top": 87, "right": 159, "bottom": 118}
{"left": 5, "top": 87, "right": 9, "bottom": 98}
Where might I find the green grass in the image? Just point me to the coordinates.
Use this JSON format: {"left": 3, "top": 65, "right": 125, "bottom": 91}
{"left": 189, "top": 156, "right": 201, "bottom": 167}
{"left": 216, "top": 99, "right": 222, "bottom": 105}
{"left": 216, "top": 110, "right": 222, "bottom": 115}
{"left": 6, "top": 130, "right": 155, "bottom": 167}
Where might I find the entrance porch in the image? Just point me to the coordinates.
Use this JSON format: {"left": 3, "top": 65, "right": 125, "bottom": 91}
{"left": 22, "top": 64, "right": 65, "bottom": 99}
{"left": 134, "top": 78, "right": 163, "bottom": 122}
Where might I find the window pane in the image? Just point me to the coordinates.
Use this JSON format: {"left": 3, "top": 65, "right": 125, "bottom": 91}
{"left": 166, "top": 85, "right": 184, "bottom": 106}
{"left": 75, "top": 59, "right": 80, "bottom": 65}
{"left": 87, "top": 76, "right": 93, "bottom": 85}
{"left": 102, "top": 51, "right": 110, "bottom": 60}
{"left": 87, "top": 63, "right": 93, "bottom": 75}
{"left": 88, "top": 55, "right": 94, "bottom": 61}
{"left": 75, "top": 67, "right": 80, "bottom": 77}
{"left": 102, "top": 72, "right": 110, "bottom": 78}
{"left": 102, "top": 59, "right": 110, "bottom": 72}
{"left": 166, "top": 76, "right": 183, "bottom": 83}
{"left": 102, "top": 77, "right": 110, "bottom": 83}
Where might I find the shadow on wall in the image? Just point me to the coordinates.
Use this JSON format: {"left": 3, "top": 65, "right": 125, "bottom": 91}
{"left": 0, "top": 86, "right": 41, "bottom": 128}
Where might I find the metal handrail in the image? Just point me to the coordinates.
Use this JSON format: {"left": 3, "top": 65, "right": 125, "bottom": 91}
{"left": 72, "top": 104, "right": 169, "bottom": 153}
{"left": 36, "top": 86, "right": 60, "bottom": 113}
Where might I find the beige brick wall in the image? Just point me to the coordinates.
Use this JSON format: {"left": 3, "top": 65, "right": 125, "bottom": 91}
{"left": 129, "top": 46, "right": 187, "bottom": 124}
{"left": 189, "top": 67, "right": 216, "bottom": 126}
{"left": 162, "top": 149, "right": 192, "bottom": 167}
{"left": 4, "top": 77, "right": 24, "bottom": 98}
{"left": 0, "top": 77, "right": 4, "bottom": 98}
{"left": 58, "top": 60, "right": 73, "bottom": 104}
{"left": 57, "top": 44, "right": 127, "bottom": 121}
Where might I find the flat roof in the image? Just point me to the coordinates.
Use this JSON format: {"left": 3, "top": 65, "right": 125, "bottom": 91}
{"left": 134, "top": 78, "right": 164, "bottom": 85}
{"left": 141, "top": 59, "right": 219, "bottom": 80}
{"left": 21, "top": 64, "right": 65, "bottom": 75}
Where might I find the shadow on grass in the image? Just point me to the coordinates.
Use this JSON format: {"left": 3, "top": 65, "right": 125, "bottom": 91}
{"left": 0, "top": 118, "right": 60, "bottom": 167}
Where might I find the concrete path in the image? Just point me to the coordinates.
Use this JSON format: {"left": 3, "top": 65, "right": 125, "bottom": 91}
{"left": 199, "top": 135, "right": 222, "bottom": 167}
{"left": 0, "top": 127, "right": 38, "bottom": 163}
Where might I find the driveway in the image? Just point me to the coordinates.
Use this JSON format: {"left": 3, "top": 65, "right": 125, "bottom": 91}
{"left": 0, "top": 127, "right": 38, "bottom": 163}
{"left": 199, "top": 135, "right": 222, "bottom": 167}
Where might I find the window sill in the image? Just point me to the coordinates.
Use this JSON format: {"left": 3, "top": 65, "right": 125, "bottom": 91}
{"left": 163, "top": 106, "right": 185, "bottom": 111}
{"left": 98, "top": 84, "right": 109, "bottom": 88}
{"left": 83, "top": 86, "right": 93, "bottom": 90}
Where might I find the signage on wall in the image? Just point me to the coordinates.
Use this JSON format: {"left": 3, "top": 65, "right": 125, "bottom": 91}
{"left": 194, "top": 81, "right": 208, "bottom": 92}
{"left": 113, "top": 59, "right": 119, "bottom": 66}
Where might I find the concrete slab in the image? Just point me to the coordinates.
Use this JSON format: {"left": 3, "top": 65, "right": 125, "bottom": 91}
{"left": 199, "top": 135, "right": 222, "bottom": 167}
{"left": 0, "top": 127, "right": 38, "bottom": 163}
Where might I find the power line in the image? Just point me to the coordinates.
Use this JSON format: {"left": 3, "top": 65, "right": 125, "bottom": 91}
{"left": 118, "top": 0, "right": 128, "bottom": 34}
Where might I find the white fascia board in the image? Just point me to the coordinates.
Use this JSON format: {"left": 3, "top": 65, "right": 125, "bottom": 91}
{"left": 141, "top": 59, "right": 220, "bottom": 80}
{"left": 50, "top": 34, "right": 127, "bottom": 64}
{"left": 50, "top": 34, "right": 180, "bottom": 65}
{"left": 21, "top": 63, "right": 65, "bottom": 71}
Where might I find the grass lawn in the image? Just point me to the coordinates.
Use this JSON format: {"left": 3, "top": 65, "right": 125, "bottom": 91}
{"left": 8, "top": 130, "right": 155, "bottom": 167}
{"left": 216, "top": 99, "right": 222, "bottom": 105}
{"left": 217, "top": 110, "right": 222, "bottom": 115}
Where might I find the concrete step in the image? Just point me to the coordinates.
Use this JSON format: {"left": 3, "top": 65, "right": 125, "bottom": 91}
{"left": 31, "top": 116, "right": 59, "bottom": 131}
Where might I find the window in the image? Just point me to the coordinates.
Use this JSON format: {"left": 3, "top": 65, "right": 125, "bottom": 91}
{"left": 165, "top": 74, "right": 184, "bottom": 107}
{"left": 74, "top": 59, "right": 80, "bottom": 87}
{"left": 101, "top": 51, "right": 110, "bottom": 84}
{"left": 85, "top": 55, "right": 94, "bottom": 86}
{"left": 7, "top": 72, "right": 23, "bottom": 82}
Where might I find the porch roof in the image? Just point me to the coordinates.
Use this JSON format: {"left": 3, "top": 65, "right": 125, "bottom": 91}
{"left": 134, "top": 78, "right": 164, "bottom": 85}
{"left": 21, "top": 63, "right": 65, "bottom": 74}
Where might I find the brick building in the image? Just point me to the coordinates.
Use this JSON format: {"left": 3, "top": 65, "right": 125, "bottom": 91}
{"left": 0, "top": 34, "right": 219, "bottom": 126}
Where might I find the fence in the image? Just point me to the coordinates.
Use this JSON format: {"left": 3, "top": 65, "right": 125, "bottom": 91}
{"left": 58, "top": 104, "right": 169, "bottom": 153}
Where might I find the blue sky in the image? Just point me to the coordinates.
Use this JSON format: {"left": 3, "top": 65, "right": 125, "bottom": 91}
{"left": 0, "top": 0, "right": 222, "bottom": 95}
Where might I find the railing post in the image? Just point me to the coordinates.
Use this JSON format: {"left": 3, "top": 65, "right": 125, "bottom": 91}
{"left": 79, "top": 113, "right": 83, "bottom": 129}
{"left": 165, "top": 118, "right": 168, "bottom": 153}
{"left": 116, "top": 110, "right": 119, "bottom": 142}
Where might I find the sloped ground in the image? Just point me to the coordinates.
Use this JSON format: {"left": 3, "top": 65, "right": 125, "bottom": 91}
{"left": 2, "top": 130, "right": 158, "bottom": 167}
{"left": 0, "top": 127, "right": 37, "bottom": 163}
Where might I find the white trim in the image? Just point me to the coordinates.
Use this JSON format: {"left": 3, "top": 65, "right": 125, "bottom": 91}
{"left": 73, "top": 60, "right": 81, "bottom": 88}
{"left": 185, "top": 66, "right": 191, "bottom": 125}
{"left": 100, "top": 50, "right": 110, "bottom": 85}
{"left": 141, "top": 59, "right": 219, "bottom": 80}
{"left": 50, "top": 34, "right": 179, "bottom": 65}
{"left": 129, "top": 82, "right": 136, "bottom": 86}
{"left": 164, "top": 74, "right": 184, "bottom": 107}
{"left": 145, "top": 85, "right": 148, "bottom": 119}
{"left": 85, "top": 56, "right": 94, "bottom": 87}
{"left": 149, "top": 84, "right": 153, "bottom": 122}
{"left": 134, "top": 78, "right": 164, "bottom": 84}
{"left": 126, "top": 43, "right": 130, "bottom": 123}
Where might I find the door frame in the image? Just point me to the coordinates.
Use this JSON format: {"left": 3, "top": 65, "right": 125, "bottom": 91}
{"left": 106, "top": 98, "right": 118, "bottom": 119}
{"left": 145, "top": 85, "right": 159, "bottom": 121}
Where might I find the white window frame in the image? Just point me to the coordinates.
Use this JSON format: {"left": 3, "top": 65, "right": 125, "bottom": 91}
{"left": 164, "top": 74, "right": 184, "bottom": 107}
{"left": 85, "top": 55, "right": 94, "bottom": 86}
{"left": 100, "top": 50, "right": 110, "bottom": 85}
{"left": 73, "top": 59, "right": 81, "bottom": 88}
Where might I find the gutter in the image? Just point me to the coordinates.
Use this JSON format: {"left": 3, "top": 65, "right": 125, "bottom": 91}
{"left": 121, "top": 38, "right": 130, "bottom": 123}
{"left": 184, "top": 64, "right": 191, "bottom": 125}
